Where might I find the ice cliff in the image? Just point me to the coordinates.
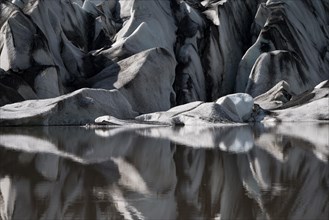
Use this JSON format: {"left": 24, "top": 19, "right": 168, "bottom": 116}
{"left": 0, "top": 0, "right": 328, "bottom": 125}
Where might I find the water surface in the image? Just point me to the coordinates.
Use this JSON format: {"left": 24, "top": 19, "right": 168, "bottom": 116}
{"left": 0, "top": 123, "right": 328, "bottom": 220}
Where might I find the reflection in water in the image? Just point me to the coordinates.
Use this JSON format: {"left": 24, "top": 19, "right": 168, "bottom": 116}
{"left": 0, "top": 123, "right": 328, "bottom": 220}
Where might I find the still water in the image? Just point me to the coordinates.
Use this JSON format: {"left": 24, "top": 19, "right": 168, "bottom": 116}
{"left": 0, "top": 123, "right": 328, "bottom": 220}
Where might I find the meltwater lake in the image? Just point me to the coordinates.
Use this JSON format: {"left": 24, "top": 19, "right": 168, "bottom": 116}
{"left": 0, "top": 123, "right": 328, "bottom": 220}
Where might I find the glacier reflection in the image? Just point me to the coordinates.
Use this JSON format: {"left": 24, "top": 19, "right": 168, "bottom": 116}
{"left": 0, "top": 123, "right": 328, "bottom": 219}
